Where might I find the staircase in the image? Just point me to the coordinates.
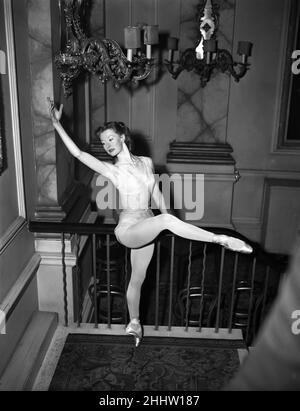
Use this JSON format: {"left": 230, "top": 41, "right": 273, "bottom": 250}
{"left": 0, "top": 311, "right": 57, "bottom": 391}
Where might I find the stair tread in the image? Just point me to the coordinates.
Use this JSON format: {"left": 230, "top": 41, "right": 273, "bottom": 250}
{"left": 0, "top": 311, "right": 57, "bottom": 391}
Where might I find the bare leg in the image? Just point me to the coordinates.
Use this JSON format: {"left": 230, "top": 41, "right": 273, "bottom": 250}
{"left": 119, "top": 214, "right": 211, "bottom": 248}
{"left": 118, "top": 214, "right": 252, "bottom": 253}
{"left": 127, "top": 243, "right": 155, "bottom": 320}
{"left": 126, "top": 243, "right": 155, "bottom": 346}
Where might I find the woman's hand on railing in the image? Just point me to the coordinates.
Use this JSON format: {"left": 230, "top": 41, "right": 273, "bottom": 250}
{"left": 47, "top": 97, "right": 63, "bottom": 124}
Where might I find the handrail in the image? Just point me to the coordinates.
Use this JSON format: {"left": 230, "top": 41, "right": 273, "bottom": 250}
{"left": 28, "top": 218, "right": 287, "bottom": 345}
{"left": 28, "top": 220, "right": 115, "bottom": 235}
{"left": 28, "top": 219, "right": 288, "bottom": 270}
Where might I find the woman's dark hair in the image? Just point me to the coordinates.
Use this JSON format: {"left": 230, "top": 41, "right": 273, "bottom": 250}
{"left": 96, "top": 121, "right": 133, "bottom": 152}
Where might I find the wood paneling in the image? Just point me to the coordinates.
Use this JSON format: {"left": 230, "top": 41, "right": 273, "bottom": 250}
{"left": 105, "top": 0, "right": 179, "bottom": 163}
{"left": 262, "top": 179, "right": 300, "bottom": 253}
{"left": 105, "top": 0, "right": 131, "bottom": 126}
{"left": 0, "top": 2, "right": 37, "bottom": 371}
{"left": 0, "top": 0, "right": 21, "bottom": 238}
{"left": 0, "top": 0, "right": 35, "bottom": 299}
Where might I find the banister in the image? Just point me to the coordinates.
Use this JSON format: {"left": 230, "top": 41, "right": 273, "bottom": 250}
{"left": 27, "top": 218, "right": 287, "bottom": 345}
{"left": 28, "top": 220, "right": 115, "bottom": 235}
{"left": 27, "top": 219, "right": 288, "bottom": 270}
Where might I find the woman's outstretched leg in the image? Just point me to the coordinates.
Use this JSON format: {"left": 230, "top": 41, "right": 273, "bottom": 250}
{"left": 120, "top": 214, "right": 213, "bottom": 248}
{"left": 126, "top": 243, "right": 155, "bottom": 346}
{"left": 120, "top": 214, "right": 252, "bottom": 254}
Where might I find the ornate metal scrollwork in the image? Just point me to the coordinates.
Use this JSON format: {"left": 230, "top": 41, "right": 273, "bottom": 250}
{"left": 165, "top": 0, "right": 252, "bottom": 86}
{"left": 55, "top": 0, "right": 155, "bottom": 97}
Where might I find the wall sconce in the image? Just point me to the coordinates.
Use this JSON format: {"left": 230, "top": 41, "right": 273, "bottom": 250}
{"left": 55, "top": 0, "right": 159, "bottom": 97}
{"left": 165, "top": 0, "right": 253, "bottom": 87}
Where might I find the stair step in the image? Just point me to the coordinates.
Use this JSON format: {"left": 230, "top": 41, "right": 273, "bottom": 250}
{"left": 0, "top": 311, "right": 58, "bottom": 391}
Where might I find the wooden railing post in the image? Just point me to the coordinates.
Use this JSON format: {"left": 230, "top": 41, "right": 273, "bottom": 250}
{"left": 198, "top": 244, "right": 207, "bottom": 332}
{"left": 184, "top": 241, "right": 192, "bottom": 331}
{"left": 155, "top": 241, "right": 161, "bottom": 330}
{"left": 215, "top": 247, "right": 225, "bottom": 333}
{"left": 28, "top": 220, "right": 286, "bottom": 342}
{"left": 92, "top": 234, "right": 98, "bottom": 328}
{"left": 167, "top": 236, "right": 175, "bottom": 331}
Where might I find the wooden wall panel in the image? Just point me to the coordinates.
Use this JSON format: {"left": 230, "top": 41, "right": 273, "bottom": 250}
{"left": 0, "top": 0, "right": 19, "bottom": 238}
{"left": 131, "top": 0, "right": 157, "bottom": 146}
{"left": 0, "top": 0, "right": 35, "bottom": 303}
{"left": 105, "top": 0, "right": 131, "bottom": 126}
{"left": 262, "top": 179, "right": 300, "bottom": 254}
{"left": 155, "top": 0, "right": 180, "bottom": 165}
{"left": 105, "top": 0, "right": 180, "bottom": 163}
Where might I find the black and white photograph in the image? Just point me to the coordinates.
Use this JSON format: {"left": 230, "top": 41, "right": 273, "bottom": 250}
{"left": 0, "top": 0, "right": 300, "bottom": 394}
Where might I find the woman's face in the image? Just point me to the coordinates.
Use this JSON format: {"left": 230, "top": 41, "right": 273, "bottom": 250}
{"left": 100, "top": 129, "right": 124, "bottom": 157}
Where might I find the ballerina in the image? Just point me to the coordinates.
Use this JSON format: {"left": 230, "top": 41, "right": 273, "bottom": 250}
{"left": 48, "top": 97, "right": 252, "bottom": 347}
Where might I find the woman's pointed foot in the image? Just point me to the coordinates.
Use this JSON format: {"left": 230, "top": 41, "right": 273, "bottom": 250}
{"left": 126, "top": 319, "right": 142, "bottom": 347}
{"left": 214, "top": 235, "right": 253, "bottom": 254}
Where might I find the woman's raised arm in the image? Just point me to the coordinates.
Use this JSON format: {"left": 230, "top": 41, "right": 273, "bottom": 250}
{"left": 48, "top": 98, "right": 116, "bottom": 182}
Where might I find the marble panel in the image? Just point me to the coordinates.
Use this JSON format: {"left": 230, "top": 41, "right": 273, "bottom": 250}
{"left": 28, "top": 0, "right": 52, "bottom": 45}
{"left": 180, "top": 0, "right": 200, "bottom": 23}
{"left": 28, "top": 37, "right": 52, "bottom": 65}
{"left": 31, "top": 61, "right": 53, "bottom": 112}
{"left": 178, "top": 71, "right": 202, "bottom": 97}
{"left": 89, "top": 0, "right": 105, "bottom": 37}
{"left": 91, "top": 106, "right": 106, "bottom": 139}
{"left": 32, "top": 113, "right": 53, "bottom": 138}
{"left": 35, "top": 132, "right": 56, "bottom": 166}
{"left": 176, "top": 102, "right": 206, "bottom": 142}
{"left": 89, "top": 0, "right": 106, "bottom": 138}
{"left": 91, "top": 75, "right": 105, "bottom": 110}
{"left": 199, "top": 77, "right": 229, "bottom": 123}
{"left": 177, "top": 89, "right": 189, "bottom": 107}
{"left": 176, "top": 0, "right": 235, "bottom": 144}
{"left": 219, "top": 9, "right": 235, "bottom": 49}
{"left": 210, "top": 116, "right": 227, "bottom": 143}
{"left": 27, "top": 0, "right": 58, "bottom": 209}
{"left": 36, "top": 165, "right": 58, "bottom": 205}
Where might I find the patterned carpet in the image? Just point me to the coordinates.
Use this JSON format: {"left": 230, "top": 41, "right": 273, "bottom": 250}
{"left": 49, "top": 334, "right": 245, "bottom": 391}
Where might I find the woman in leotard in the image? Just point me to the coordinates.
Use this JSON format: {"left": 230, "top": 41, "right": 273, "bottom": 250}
{"left": 48, "top": 98, "right": 252, "bottom": 346}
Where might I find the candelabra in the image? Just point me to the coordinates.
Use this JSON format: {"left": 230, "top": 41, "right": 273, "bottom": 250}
{"left": 55, "top": 0, "right": 159, "bottom": 97}
{"left": 165, "top": 0, "right": 253, "bottom": 87}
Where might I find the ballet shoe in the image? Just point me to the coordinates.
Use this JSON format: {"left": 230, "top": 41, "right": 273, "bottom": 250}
{"left": 126, "top": 319, "right": 143, "bottom": 347}
{"left": 215, "top": 235, "right": 253, "bottom": 254}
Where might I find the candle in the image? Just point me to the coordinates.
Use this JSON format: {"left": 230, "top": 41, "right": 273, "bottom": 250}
{"left": 167, "top": 37, "right": 179, "bottom": 51}
{"left": 144, "top": 25, "right": 159, "bottom": 45}
{"left": 71, "top": 39, "right": 80, "bottom": 52}
{"left": 0, "top": 50, "right": 6, "bottom": 74}
{"left": 206, "top": 52, "right": 212, "bottom": 64}
{"left": 195, "top": 39, "right": 204, "bottom": 60}
{"left": 124, "top": 26, "right": 141, "bottom": 49}
{"left": 127, "top": 49, "right": 133, "bottom": 62}
{"left": 168, "top": 49, "right": 173, "bottom": 62}
{"left": 146, "top": 45, "right": 152, "bottom": 59}
{"left": 237, "top": 41, "right": 253, "bottom": 57}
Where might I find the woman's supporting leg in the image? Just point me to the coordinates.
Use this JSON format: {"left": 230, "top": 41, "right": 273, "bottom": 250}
{"left": 126, "top": 243, "right": 155, "bottom": 320}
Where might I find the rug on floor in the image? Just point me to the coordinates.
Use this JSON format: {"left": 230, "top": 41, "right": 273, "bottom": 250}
{"left": 49, "top": 334, "right": 246, "bottom": 391}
